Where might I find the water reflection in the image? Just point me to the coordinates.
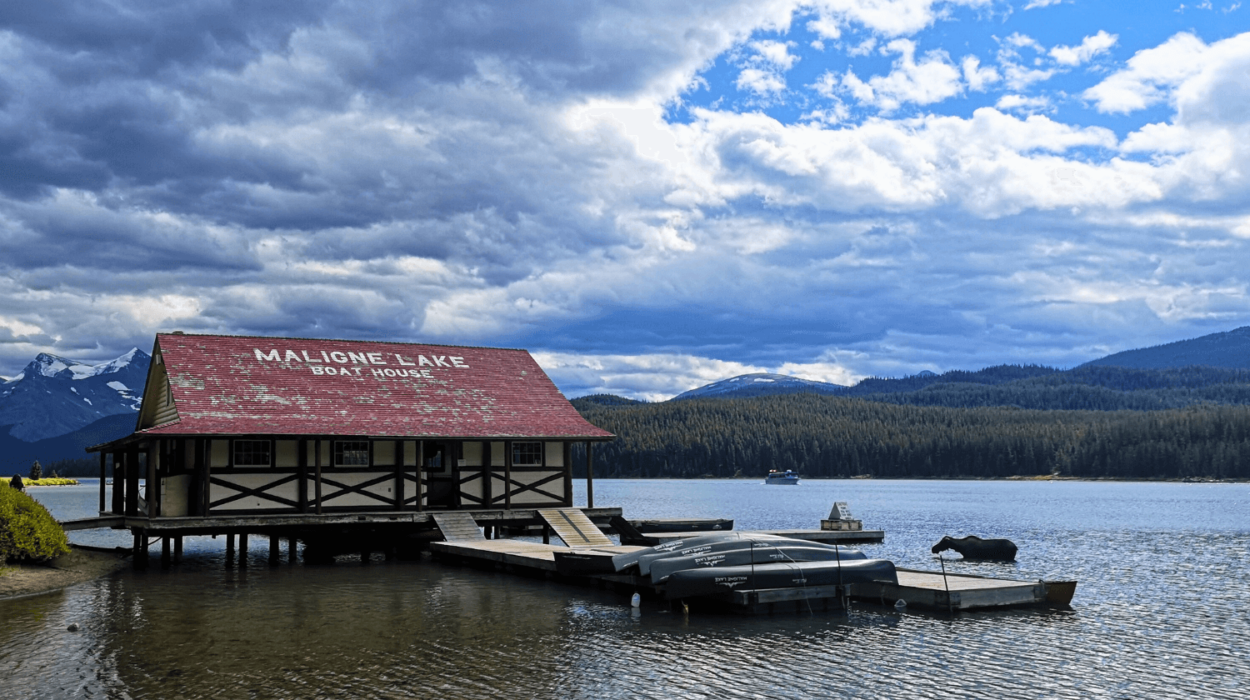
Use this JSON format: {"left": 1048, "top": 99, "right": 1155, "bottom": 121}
{"left": 3, "top": 480, "right": 1249, "bottom": 699}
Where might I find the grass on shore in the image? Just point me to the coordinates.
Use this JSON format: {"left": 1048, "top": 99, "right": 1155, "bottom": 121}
{"left": 19, "top": 478, "right": 79, "bottom": 486}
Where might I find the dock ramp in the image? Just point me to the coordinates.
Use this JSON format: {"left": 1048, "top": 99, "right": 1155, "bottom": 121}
{"left": 432, "top": 512, "right": 485, "bottom": 542}
{"left": 537, "top": 509, "right": 613, "bottom": 548}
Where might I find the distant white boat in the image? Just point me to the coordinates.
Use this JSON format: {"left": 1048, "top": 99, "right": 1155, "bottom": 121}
{"left": 765, "top": 469, "right": 799, "bottom": 485}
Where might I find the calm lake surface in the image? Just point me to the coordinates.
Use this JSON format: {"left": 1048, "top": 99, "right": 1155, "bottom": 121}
{"left": 3, "top": 479, "right": 1248, "bottom": 699}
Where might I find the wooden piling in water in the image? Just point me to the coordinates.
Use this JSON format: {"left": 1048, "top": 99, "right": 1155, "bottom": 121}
{"left": 225, "top": 533, "right": 235, "bottom": 567}
{"left": 239, "top": 533, "right": 248, "bottom": 566}
{"left": 161, "top": 537, "right": 171, "bottom": 568}
{"left": 269, "top": 535, "right": 280, "bottom": 566}
{"left": 174, "top": 536, "right": 183, "bottom": 563}
{"left": 288, "top": 537, "right": 298, "bottom": 564}
{"left": 133, "top": 532, "right": 146, "bottom": 570}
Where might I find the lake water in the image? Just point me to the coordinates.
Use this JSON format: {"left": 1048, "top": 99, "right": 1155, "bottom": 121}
{"left": 3, "top": 479, "right": 1248, "bottom": 699}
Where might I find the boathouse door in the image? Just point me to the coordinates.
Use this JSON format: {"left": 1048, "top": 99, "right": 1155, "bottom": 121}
{"left": 423, "top": 442, "right": 457, "bottom": 508}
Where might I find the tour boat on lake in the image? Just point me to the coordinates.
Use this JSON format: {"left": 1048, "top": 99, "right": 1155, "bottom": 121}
{"left": 765, "top": 469, "right": 799, "bottom": 485}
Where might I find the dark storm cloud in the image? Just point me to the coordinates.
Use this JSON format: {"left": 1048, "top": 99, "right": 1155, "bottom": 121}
{"left": 1, "top": 1, "right": 1247, "bottom": 399}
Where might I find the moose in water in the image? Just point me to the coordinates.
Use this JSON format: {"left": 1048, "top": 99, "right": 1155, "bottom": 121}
{"left": 931, "top": 535, "right": 1018, "bottom": 562}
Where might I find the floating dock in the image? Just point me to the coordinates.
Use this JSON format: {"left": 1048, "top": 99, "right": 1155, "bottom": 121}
{"left": 853, "top": 568, "right": 1075, "bottom": 611}
{"left": 638, "top": 528, "right": 885, "bottom": 546}
{"left": 427, "top": 509, "right": 1069, "bottom": 613}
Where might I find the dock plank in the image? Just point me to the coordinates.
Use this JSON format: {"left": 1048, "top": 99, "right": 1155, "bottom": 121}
{"left": 537, "top": 508, "right": 614, "bottom": 548}
{"left": 431, "top": 540, "right": 647, "bottom": 576}
{"left": 432, "top": 512, "right": 485, "bottom": 542}
{"left": 852, "top": 568, "right": 1047, "bottom": 610}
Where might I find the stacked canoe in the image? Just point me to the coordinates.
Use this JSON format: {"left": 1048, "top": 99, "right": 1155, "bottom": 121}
{"left": 556, "top": 532, "right": 897, "bottom": 602}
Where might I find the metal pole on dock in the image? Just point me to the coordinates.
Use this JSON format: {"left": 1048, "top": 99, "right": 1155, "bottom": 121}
{"left": 938, "top": 555, "right": 954, "bottom": 616}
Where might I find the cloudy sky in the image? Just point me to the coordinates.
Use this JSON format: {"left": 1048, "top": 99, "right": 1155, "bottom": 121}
{"left": 2, "top": 1, "right": 1249, "bottom": 400}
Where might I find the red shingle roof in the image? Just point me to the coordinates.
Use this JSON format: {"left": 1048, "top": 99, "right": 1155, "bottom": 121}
{"left": 139, "top": 333, "right": 613, "bottom": 440}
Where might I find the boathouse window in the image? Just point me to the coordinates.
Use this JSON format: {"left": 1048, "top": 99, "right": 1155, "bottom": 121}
{"left": 512, "top": 442, "right": 543, "bottom": 466}
{"left": 233, "top": 440, "right": 271, "bottom": 467}
{"left": 335, "top": 440, "right": 370, "bottom": 466}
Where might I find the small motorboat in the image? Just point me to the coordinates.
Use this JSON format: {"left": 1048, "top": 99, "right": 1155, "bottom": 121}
{"left": 664, "top": 558, "right": 898, "bottom": 600}
{"left": 765, "top": 469, "right": 799, "bottom": 485}
{"left": 648, "top": 544, "right": 868, "bottom": 584}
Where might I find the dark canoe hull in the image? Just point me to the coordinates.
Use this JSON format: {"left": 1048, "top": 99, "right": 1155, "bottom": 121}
{"left": 613, "top": 532, "right": 790, "bottom": 573}
{"left": 649, "top": 545, "right": 868, "bottom": 583}
{"left": 664, "top": 559, "right": 898, "bottom": 600}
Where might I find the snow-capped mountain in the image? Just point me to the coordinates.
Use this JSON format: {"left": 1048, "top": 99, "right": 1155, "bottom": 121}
{"left": 672, "top": 373, "right": 849, "bottom": 400}
{"left": 0, "top": 348, "right": 151, "bottom": 442}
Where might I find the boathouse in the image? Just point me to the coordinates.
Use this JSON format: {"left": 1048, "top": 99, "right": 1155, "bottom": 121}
{"left": 86, "top": 333, "right": 615, "bottom": 564}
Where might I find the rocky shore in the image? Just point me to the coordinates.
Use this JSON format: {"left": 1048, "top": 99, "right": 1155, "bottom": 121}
{"left": 0, "top": 546, "right": 128, "bottom": 600}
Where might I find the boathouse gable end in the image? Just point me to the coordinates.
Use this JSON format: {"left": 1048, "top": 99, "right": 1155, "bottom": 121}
{"left": 90, "top": 333, "right": 612, "bottom": 520}
{"left": 136, "top": 339, "right": 180, "bottom": 430}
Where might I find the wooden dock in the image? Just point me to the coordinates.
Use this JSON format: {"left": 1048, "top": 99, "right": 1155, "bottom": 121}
{"left": 640, "top": 528, "right": 885, "bottom": 546}
{"left": 430, "top": 536, "right": 1066, "bottom": 613}
{"left": 852, "top": 568, "right": 1073, "bottom": 610}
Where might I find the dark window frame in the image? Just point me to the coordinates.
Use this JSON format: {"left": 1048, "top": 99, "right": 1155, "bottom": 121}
{"left": 334, "top": 440, "right": 370, "bottom": 467}
{"left": 512, "top": 441, "right": 543, "bottom": 467}
{"left": 233, "top": 439, "right": 272, "bottom": 468}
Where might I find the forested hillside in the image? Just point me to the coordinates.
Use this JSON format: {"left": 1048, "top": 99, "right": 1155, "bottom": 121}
{"left": 572, "top": 395, "right": 1250, "bottom": 480}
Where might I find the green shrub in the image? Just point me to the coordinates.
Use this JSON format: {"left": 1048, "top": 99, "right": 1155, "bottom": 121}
{"left": 0, "top": 481, "right": 70, "bottom": 563}
{"left": 25, "top": 478, "right": 80, "bottom": 486}
{"left": 29, "top": 460, "right": 42, "bottom": 481}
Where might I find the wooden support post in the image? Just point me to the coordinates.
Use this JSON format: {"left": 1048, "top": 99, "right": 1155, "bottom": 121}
{"left": 415, "top": 441, "right": 424, "bottom": 512}
{"left": 146, "top": 443, "right": 158, "bottom": 519}
{"left": 482, "top": 441, "right": 492, "bottom": 507}
{"left": 225, "top": 534, "right": 235, "bottom": 567}
{"left": 394, "top": 439, "right": 403, "bottom": 510}
{"left": 112, "top": 451, "right": 124, "bottom": 515}
{"left": 239, "top": 533, "right": 249, "bottom": 566}
{"left": 542, "top": 524, "right": 550, "bottom": 545}
{"left": 199, "top": 439, "right": 211, "bottom": 516}
{"left": 174, "top": 536, "right": 183, "bottom": 563}
{"left": 586, "top": 441, "right": 595, "bottom": 509}
{"left": 288, "top": 537, "right": 297, "bottom": 564}
{"left": 563, "top": 442, "right": 573, "bottom": 507}
{"left": 360, "top": 550, "right": 370, "bottom": 565}
{"left": 298, "top": 438, "right": 309, "bottom": 513}
{"left": 314, "top": 439, "right": 323, "bottom": 515}
{"left": 504, "top": 440, "right": 513, "bottom": 511}
{"left": 133, "top": 531, "right": 146, "bottom": 571}
{"left": 98, "top": 452, "right": 107, "bottom": 514}
{"left": 161, "top": 537, "right": 171, "bottom": 569}
{"left": 269, "top": 535, "right": 280, "bottom": 566}
{"left": 126, "top": 446, "right": 140, "bottom": 516}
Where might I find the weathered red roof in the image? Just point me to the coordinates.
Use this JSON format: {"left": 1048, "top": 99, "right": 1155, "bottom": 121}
{"left": 138, "top": 333, "right": 613, "bottom": 440}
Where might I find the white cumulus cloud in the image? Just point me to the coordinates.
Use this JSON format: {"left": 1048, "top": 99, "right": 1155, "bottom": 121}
{"left": 1050, "top": 30, "right": 1119, "bottom": 66}
{"left": 839, "top": 39, "right": 964, "bottom": 112}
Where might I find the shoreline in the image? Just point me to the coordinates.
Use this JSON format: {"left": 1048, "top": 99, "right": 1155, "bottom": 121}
{"left": 597, "top": 475, "right": 1250, "bottom": 483}
{"left": 0, "top": 545, "right": 129, "bottom": 601}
